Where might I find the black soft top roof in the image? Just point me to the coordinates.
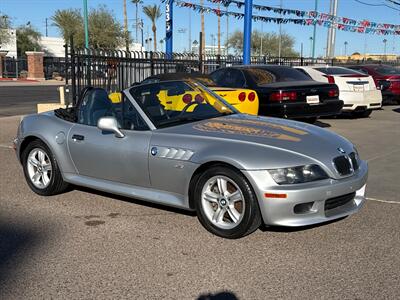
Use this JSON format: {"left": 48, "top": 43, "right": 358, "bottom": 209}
{"left": 146, "top": 72, "right": 211, "bottom": 80}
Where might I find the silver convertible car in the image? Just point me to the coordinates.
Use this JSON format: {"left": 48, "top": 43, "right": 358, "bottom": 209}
{"left": 14, "top": 80, "right": 368, "bottom": 238}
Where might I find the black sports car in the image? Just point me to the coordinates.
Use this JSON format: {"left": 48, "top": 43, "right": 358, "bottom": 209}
{"left": 210, "top": 65, "right": 344, "bottom": 122}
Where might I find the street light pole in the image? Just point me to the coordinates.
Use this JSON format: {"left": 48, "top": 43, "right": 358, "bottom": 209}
{"left": 83, "top": 0, "right": 89, "bottom": 48}
{"left": 383, "top": 39, "right": 387, "bottom": 61}
{"left": 312, "top": 0, "right": 318, "bottom": 60}
{"left": 344, "top": 41, "right": 348, "bottom": 56}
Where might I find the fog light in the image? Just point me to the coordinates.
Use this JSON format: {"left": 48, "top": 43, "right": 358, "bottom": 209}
{"left": 294, "top": 202, "right": 314, "bottom": 214}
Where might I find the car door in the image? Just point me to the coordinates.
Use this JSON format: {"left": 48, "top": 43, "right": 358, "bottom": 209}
{"left": 67, "top": 88, "right": 152, "bottom": 188}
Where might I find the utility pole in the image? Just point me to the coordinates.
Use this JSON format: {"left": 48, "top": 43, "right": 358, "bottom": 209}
{"left": 201, "top": 0, "right": 205, "bottom": 56}
{"left": 326, "top": 0, "right": 338, "bottom": 58}
{"left": 83, "top": 0, "right": 89, "bottom": 48}
{"left": 312, "top": 0, "right": 318, "bottom": 60}
{"left": 189, "top": 8, "right": 192, "bottom": 54}
{"left": 123, "top": 0, "right": 129, "bottom": 51}
{"left": 217, "top": 3, "right": 221, "bottom": 55}
{"left": 383, "top": 39, "right": 388, "bottom": 61}
{"left": 226, "top": 6, "right": 229, "bottom": 55}
{"left": 278, "top": 0, "right": 282, "bottom": 61}
{"left": 45, "top": 18, "right": 48, "bottom": 37}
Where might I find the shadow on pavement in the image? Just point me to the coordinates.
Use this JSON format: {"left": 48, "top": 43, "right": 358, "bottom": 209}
{"left": 197, "top": 291, "right": 239, "bottom": 300}
{"left": 73, "top": 185, "right": 197, "bottom": 217}
{"left": 0, "top": 221, "right": 45, "bottom": 289}
{"left": 393, "top": 108, "right": 400, "bottom": 113}
{"left": 313, "top": 120, "right": 331, "bottom": 128}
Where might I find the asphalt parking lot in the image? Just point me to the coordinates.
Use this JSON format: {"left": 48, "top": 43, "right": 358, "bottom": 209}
{"left": 0, "top": 107, "right": 399, "bottom": 299}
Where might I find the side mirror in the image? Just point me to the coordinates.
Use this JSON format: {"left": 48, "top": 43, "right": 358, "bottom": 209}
{"left": 97, "top": 116, "right": 125, "bottom": 138}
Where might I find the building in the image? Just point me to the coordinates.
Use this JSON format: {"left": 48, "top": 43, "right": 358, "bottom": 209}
{"left": 335, "top": 52, "right": 399, "bottom": 62}
{"left": 0, "top": 28, "right": 144, "bottom": 58}
{"left": 191, "top": 44, "right": 227, "bottom": 55}
{"left": 40, "top": 36, "right": 65, "bottom": 57}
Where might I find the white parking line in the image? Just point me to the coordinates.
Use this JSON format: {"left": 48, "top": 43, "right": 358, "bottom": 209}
{"left": 367, "top": 149, "right": 400, "bottom": 162}
{"left": 366, "top": 197, "right": 400, "bottom": 205}
{"left": 0, "top": 144, "right": 13, "bottom": 149}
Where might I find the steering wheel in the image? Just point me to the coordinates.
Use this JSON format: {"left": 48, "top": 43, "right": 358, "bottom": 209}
{"left": 178, "top": 101, "right": 198, "bottom": 117}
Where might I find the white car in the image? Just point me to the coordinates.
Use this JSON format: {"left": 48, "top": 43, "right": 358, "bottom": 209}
{"left": 295, "top": 66, "right": 382, "bottom": 117}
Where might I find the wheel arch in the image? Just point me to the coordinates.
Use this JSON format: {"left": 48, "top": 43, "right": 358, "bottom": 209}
{"left": 19, "top": 135, "right": 51, "bottom": 163}
{"left": 188, "top": 161, "right": 244, "bottom": 210}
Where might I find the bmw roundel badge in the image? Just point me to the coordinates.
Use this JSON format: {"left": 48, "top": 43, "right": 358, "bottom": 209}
{"left": 151, "top": 147, "right": 158, "bottom": 156}
{"left": 337, "top": 147, "right": 346, "bottom": 154}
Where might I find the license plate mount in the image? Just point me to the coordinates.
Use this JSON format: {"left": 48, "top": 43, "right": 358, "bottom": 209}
{"left": 306, "top": 95, "right": 320, "bottom": 104}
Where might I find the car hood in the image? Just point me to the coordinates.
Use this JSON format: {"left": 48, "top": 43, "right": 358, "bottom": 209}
{"left": 158, "top": 114, "right": 354, "bottom": 167}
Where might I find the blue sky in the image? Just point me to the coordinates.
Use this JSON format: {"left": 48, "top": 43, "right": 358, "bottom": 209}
{"left": 1, "top": 0, "right": 399, "bottom": 57}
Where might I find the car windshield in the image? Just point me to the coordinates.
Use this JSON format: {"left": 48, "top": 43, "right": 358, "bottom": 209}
{"left": 315, "top": 67, "right": 363, "bottom": 75}
{"left": 128, "top": 80, "right": 237, "bottom": 128}
{"left": 246, "top": 67, "right": 312, "bottom": 85}
{"left": 372, "top": 66, "right": 400, "bottom": 75}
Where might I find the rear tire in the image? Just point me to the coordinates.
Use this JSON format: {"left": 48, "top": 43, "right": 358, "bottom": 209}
{"left": 22, "top": 140, "right": 69, "bottom": 196}
{"left": 352, "top": 109, "right": 372, "bottom": 118}
{"left": 194, "top": 166, "right": 262, "bottom": 239}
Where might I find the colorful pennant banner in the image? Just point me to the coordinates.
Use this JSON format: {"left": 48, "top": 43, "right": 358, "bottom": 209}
{"left": 207, "top": 0, "right": 400, "bottom": 31}
{"left": 163, "top": 0, "right": 400, "bottom": 36}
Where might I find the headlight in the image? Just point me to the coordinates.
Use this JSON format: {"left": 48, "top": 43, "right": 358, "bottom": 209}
{"left": 268, "top": 164, "right": 329, "bottom": 185}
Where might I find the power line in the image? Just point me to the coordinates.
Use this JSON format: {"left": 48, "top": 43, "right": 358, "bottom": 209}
{"left": 354, "top": 0, "right": 400, "bottom": 11}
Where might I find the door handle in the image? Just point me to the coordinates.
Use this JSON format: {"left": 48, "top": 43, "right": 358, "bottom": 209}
{"left": 72, "top": 134, "right": 85, "bottom": 141}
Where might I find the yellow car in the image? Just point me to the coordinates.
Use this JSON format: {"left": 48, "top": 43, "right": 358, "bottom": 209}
{"left": 139, "top": 73, "right": 259, "bottom": 115}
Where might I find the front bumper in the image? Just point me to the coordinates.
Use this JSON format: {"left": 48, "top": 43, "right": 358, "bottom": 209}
{"left": 260, "top": 100, "right": 343, "bottom": 119}
{"left": 243, "top": 160, "right": 368, "bottom": 227}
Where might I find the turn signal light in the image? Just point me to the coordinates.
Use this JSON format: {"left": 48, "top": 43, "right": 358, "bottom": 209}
{"left": 269, "top": 91, "right": 297, "bottom": 102}
{"left": 328, "top": 89, "right": 339, "bottom": 97}
{"left": 248, "top": 92, "right": 256, "bottom": 102}
{"left": 238, "top": 92, "right": 246, "bottom": 102}
{"left": 264, "top": 193, "right": 287, "bottom": 199}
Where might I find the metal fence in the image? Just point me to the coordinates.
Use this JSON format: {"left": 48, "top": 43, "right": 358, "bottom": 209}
{"left": 1, "top": 56, "right": 66, "bottom": 79}
{"left": 44, "top": 57, "right": 66, "bottom": 79}
{"left": 65, "top": 43, "right": 400, "bottom": 105}
{"left": 1, "top": 57, "right": 28, "bottom": 78}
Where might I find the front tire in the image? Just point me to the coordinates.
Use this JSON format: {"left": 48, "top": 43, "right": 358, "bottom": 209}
{"left": 194, "top": 166, "right": 262, "bottom": 239}
{"left": 22, "top": 140, "right": 69, "bottom": 196}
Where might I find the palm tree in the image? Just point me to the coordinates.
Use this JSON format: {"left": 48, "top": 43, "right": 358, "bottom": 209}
{"left": 143, "top": 4, "right": 161, "bottom": 52}
{"left": 51, "top": 9, "right": 83, "bottom": 43}
{"left": 131, "top": 0, "right": 143, "bottom": 43}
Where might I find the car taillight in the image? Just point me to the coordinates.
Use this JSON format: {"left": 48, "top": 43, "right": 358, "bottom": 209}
{"left": 238, "top": 92, "right": 246, "bottom": 102}
{"left": 182, "top": 94, "right": 192, "bottom": 104}
{"left": 248, "top": 92, "right": 256, "bottom": 102}
{"left": 269, "top": 91, "right": 297, "bottom": 101}
{"left": 195, "top": 94, "right": 204, "bottom": 103}
{"left": 328, "top": 89, "right": 339, "bottom": 98}
{"left": 323, "top": 75, "right": 335, "bottom": 84}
